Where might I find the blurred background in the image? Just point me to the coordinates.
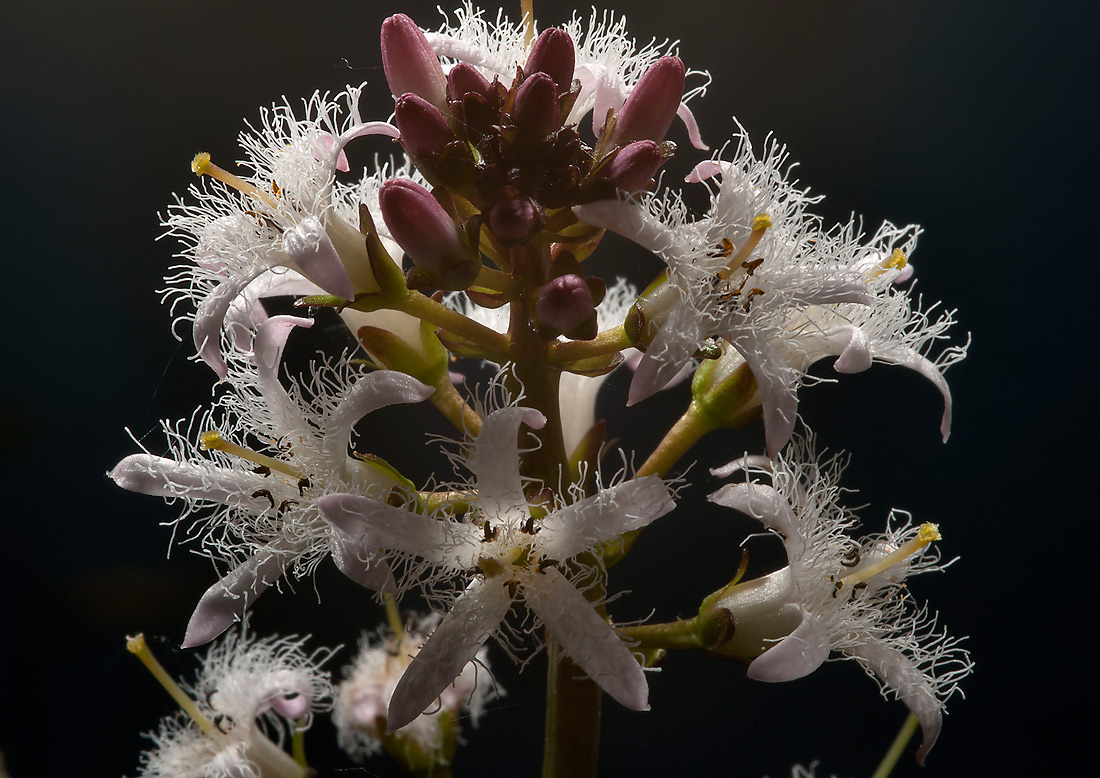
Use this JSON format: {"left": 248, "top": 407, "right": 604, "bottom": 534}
{"left": 3, "top": 1, "right": 1091, "bottom": 775}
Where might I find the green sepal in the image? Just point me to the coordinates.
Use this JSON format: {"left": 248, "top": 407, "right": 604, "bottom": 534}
{"left": 435, "top": 329, "right": 508, "bottom": 364}
{"left": 690, "top": 355, "right": 761, "bottom": 429}
{"left": 360, "top": 203, "right": 408, "bottom": 298}
{"left": 295, "top": 294, "right": 348, "bottom": 309}
{"left": 348, "top": 452, "right": 422, "bottom": 511}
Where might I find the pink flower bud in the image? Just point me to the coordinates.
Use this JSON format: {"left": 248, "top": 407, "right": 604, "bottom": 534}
{"left": 513, "top": 72, "right": 561, "bottom": 141}
{"left": 380, "top": 14, "right": 448, "bottom": 110}
{"left": 603, "top": 140, "right": 663, "bottom": 193}
{"left": 447, "top": 62, "right": 492, "bottom": 103}
{"left": 487, "top": 197, "right": 545, "bottom": 245}
{"left": 609, "top": 56, "right": 685, "bottom": 145}
{"left": 395, "top": 93, "right": 455, "bottom": 160}
{"left": 379, "top": 179, "right": 479, "bottom": 290}
{"left": 524, "top": 28, "right": 576, "bottom": 91}
{"left": 537, "top": 273, "right": 595, "bottom": 334}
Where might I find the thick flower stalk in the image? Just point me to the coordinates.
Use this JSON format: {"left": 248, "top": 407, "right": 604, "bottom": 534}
{"left": 707, "top": 436, "right": 972, "bottom": 763}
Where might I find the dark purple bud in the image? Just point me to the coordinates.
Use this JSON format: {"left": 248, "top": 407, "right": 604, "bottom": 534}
{"left": 447, "top": 62, "right": 492, "bottom": 102}
{"left": 536, "top": 273, "right": 595, "bottom": 334}
{"left": 487, "top": 197, "right": 546, "bottom": 245}
{"left": 609, "top": 56, "right": 685, "bottom": 145}
{"left": 524, "top": 28, "right": 576, "bottom": 90}
{"left": 381, "top": 14, "right": 448, "bottom": 110}
{"left": 512, "top": 72, "right": 560, "bottom": 141}
{"left": 603, "top": 140, "right": 663, "bottom": 193}
{"left": 379, "top": 179, "right": 480, "bottom": 290}
{"left": 395, "top": 93, "right": 455, "bottom": 160}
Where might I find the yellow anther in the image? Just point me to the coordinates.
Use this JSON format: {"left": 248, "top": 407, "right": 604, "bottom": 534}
{"left": 869, "top": 249, "right": 909, "bottom": 279}
{"left": 190, "top": 152, "right": 280, "bottom": 210}
{"left": 840, "top": 522, "right": 941, "bottom": 590}
{"left": 717, "top": 214, "right": 771, "bottom": 281}
{"left": 200, "top": 430, "right": 305, "bottom": 480}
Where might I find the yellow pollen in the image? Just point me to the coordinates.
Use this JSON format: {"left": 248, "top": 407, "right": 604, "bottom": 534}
{"left": 840, "top": 522, "right": 941, "bottom": 589}
{"left": 200, "top": 431, "right": 304, "bottom": 480}
{"left": 869, "top": 248, "right": 908, "bottom": 279}
{"left": 191, "top": 152, "right": 280, "bottom": 210}
{"left": 717, "top": 213, "right": 771, "bottom": 280}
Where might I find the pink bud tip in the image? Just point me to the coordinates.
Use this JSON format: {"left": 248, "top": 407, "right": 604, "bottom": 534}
{"left": 610, "top": 56, "right": 686, "bottom": 146}
{"left": 524, "top": 28, "right": 576, "bottom": 90}
{"left": 381, "top": 14, "right": 448, "bottom": 110}
{"left": 537, "top": 274, "right": 595, "bottom": 333}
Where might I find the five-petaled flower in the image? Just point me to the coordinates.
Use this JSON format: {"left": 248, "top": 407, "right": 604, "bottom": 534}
{"left": 318, "top": 405, "right": 676, "bottom": 731}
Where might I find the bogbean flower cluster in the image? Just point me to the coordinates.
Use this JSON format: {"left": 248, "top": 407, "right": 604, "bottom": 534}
{"left": 114, "top": 4, "right": 970, "bottom": 775}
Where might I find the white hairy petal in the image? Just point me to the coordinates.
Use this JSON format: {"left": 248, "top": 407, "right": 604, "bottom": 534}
{"left": 253, "top": 315, "right": 314, "bottom": 437}
{"left": 708, "top": 482, "right": 806, "bottom": 562}
{"left": 386, "top": 577, "right": 513, "bottom": 733}
{"left": 283, "top": 216, "right": 354, "bottom": 300}
{"left": 745, "top": 616, "right": 830, "bottom": 682}
{"left": 470, "top": 407, "right": 546, "bottom": 526}
{"left": 193, "top": 265, "right": 269, "bottom": 377}
{"left": 110, "top": 454, "right": 266, "bottom": 506}
{"left": 182, "top": 551, "right": 293, "bottom": 648}
{"left": 525, "top": 570, "right": 648, "bottom": 711}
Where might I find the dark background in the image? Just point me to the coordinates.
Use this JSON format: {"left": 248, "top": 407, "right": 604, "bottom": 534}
{"left": 3, "top": 1, "right": 1090, "bottom": 775}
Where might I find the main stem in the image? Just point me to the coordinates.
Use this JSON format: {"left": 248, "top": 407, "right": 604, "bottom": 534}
{"left": 543, "top": 641, "right": 602, "bottom": 778}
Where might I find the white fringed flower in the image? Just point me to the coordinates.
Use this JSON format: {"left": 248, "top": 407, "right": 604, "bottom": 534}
{"left": 318, "top": 405, "right": 676, "bottom": 731}
{"left": 133, "top": 632, "right": 334, "bottom": 778}
{"left": 423, "top": 3, "right": 709, "bottom": 147}
{"left": 575, "top": 128, "right": 967, "bottom": 455}
{"left": 334, "top": 615, "right": 498, "bottom": 764}
{"left": 162, "top": 87, "right": 401, "bottom": 377}
{"left": 708, "top": 435, "right": 971, "bottom": 764}
{"left": 111, "top": 316, "right": 434, "bottom": 647}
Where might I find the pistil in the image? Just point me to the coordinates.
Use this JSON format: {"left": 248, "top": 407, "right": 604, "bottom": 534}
{"left": 717, "top": 213, "right": 772, "bottom": 280}
{"left": 840, "top": 522, "right": 941, "bottom": 589}
{"left": 191, "top": 152, "right": 280, "bottom": 210}
{"left": 868, "top": 248, "right": 908, "bottom": 279}
{"left": 127, "top": 634, "right": 218, "bottom": 738}
{"left": 200, "top": 430, "right": 305, "bottom": 480}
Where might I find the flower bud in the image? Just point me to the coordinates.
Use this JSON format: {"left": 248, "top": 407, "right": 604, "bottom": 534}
{"left": 536, "top": 273, "right": 595, "bottom": 335}
{"left": 524, "top": 28, "right": 575, "bottom": 91}
{"left": 487, "top": 196, "right": 545, "bottom": 245}
{"left": 380, "top": 14, "right": 448, "bottom": 110}
{"left": 379, "top": 179, "right": 480, "bottom": 290}
{"left": 512, "top": 72, "right": 561, "bottom": 142}
{"left": 394, "top": 93, "right": 455, "bottom": 160}
{"left": 609, "top": 56, "right": 685, "bottom": 146}
{"left": 604, "top": 140, "right": 663, "bottom": 192}
{"left": 447, "top": 62, "right": 492, "bottom": 103}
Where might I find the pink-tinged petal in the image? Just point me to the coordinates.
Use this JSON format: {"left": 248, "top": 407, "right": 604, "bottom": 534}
{"left": 572, "top": 200, "right": 674, "bottom": 255}
{"left": 321, "top": 371, "right": 434, "bottom": 468}
{"left": 194, "top": 265, "right": 269, "bottom": 377}
{"left": 745, "top": 616, "right": 830, "bottom": 682}
{"left": 330, "top": 534, "right": 397, "bottom": 594}
{"left": 729, "top": 330, "right": 799, "bottom": 457}
{"left": 708, "top": 482, "right": 805, "bottom": 562}
{"left": 540, "top": 477, "right": 675, "bottom": 560}
{"left": 182, "top": 552, "right": 291, "bottom": 648}
{"left": 894, "top": 263, "right": 915, "bottom": 283}
{"left": 224, "top": 270, "right": 322, "bottom": 343}
{"left": 337, "top": 121, "right": 401, "bottom": 147}
{"left": 269, "top": 692, "right": 311, "bottom": 720}
{"left": 627, "top": 306, "right": 706, "bottom": 405}
{"left": 254, "top": 315, "right": 313, "bottom": 436}
{"left": 589, "top": 77, "right": 624, "bottom": 137}
{"left": 849, "top": 638, "right": 942, "bottom": 765}
{"left": 781, "top": 271, "right": 873, "bottom": 308}
{"left": 709, "top": 454, "right": 774, "bottom": 479}
{"left": 822, "top": 325, "right": 874, "bottom": 374}
{"left": 387, "top": 577, "right": 513, "bottom": 732}
{"left": 874, "top": 345, "right": 955, "bottom": 442}
{"left": 283, "top": 217, "right": 354, "bottom": 301}
{"left": 525, "top": 570, "right": 648, "bottom": 711}
{"left": 685, "top": 159, "right": 723, "bottom": 184}
{"left": 317, "top": 493, "right": 478, "bottom": 569}
{"left": 470, "top": 407, "right": 546, "bottom": 524}
{"left": 313, "top": 133, "right": 350, "bottom": 172}
{"left": 676, "top": 101, "right": 708, "bottom": 150}
{"left": 110, "top": 454, "right": 266, "bottom": 506}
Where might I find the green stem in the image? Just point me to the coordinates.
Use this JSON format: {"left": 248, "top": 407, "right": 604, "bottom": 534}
{"left": 542, "top": 641, "right": 602, "bottom": 778}
{"left": 428, "top": 376, "right": 484, "bottom": 437}
{"left": 550, "top": 325, "right": 632, "bottom": 365}
{"left": 400, "top": 291, "right": 510, "bottom": 353}
{"left": 619, "top": 618, "right": 702, "bottom": 650}
{"left": 870, "top": 713, "right": 920, "bottom": 778}
{"left": 635, "top": 401, "right": 720, "bottom": 478}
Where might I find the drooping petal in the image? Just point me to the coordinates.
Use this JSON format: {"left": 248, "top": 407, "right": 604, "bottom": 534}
{"left": 283, "top": 217, "right": 355, "bottom": 301}
{"left": 193, "top": 265, "right": 270, "bottom": 377}
{"left": 320, "top": 371, "right": 434, "bottom": 469}
{"left": 329, "top": 533, "right": 398, "bottom": 594}
{"left": 182, "top": 551, "right": 292, "bottom": 648}
{"left": 524, "top": 570, "right": 648, "bottom": 711}
{"left": 627, "top": 302, "right": 707, "bottom": 405}
{"left": 317, "top": 493, "right": 478, "bottom": 570}
{"left": 820, "top": 324, "right": 874, "bottom": 374}
{"left": 849, "top": 637, "right": 943, "bottom": 765}
{"left": 253, "top": 315, "right": 313, "bottom": 436}
{"left": 709, "top": 454, "right": 774, "bottom": 479}
{"left": 386, "top": 577, "right": 513, "bottom": 732}
{"left": 540, "top": 477, "right": 675, "bottom": 560}
{"left": 675, "top": 101, "right": 708, "bottom": 150}
{"left": 874, "top": 344, "right": 955, "bottom": 442}
{"left": 745, "top": 615, "right": 830, "bottom": 682}
{"left": 728, "top": 329, "right": 799, "bottom": 457}
{"left": 708, "top": 482, "right": 805, "bottom": 562}
{"left": 469, "top": 407, "right": 546, "bottom": 526}
{"left": 110, "top": 454, "right": 267, "bottom": 507}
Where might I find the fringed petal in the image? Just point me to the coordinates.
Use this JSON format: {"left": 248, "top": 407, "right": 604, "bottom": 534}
{"left": 708, "top": 482, "right": 805, "bottom": 562}
{"left": 874, "top": 345, "right": 955, "bottom": 442}
{"left": 745, "top": 616, "right": 830, "bottom": 682}
{"left": 110, "top": 454, "right": 266, "bottom": 506}
{"left": 283, "top": 217, "right": 354, "bottom": 300}
{"left": 253, "top": 315, "right": 314, "bottom": 436}
{"left": 321, "top": 371, "right": 434, "bottom": 469}
{"left": 193, "top": 265, "right": 270, "bottom": 377}
{"left": 182, "top": 551, "right": 292, "bottom": 648}
{"left": 470, "top": 407, "right": 546, "bottom": 526}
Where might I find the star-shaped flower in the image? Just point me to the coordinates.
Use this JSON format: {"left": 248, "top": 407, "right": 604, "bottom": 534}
{"left": 318, "top": 405, "right": 676, "bottom": 731}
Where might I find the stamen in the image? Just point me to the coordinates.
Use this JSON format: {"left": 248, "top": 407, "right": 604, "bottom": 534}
{"left": 200, "top": 431, "right": 305, "bottom": 480}
{"left": 127, "top": 634, "right": 218, "bottom": 738}
{"left": 191, "top": 152, "right": 280, "bottom": 210}
{"left": 869, "top": 248, "right": 908, "bottom": 278}
{"left": 840, "top": 522, "right": 941, "bottom": 589}
{"left": 717, "top": 214, "right": 771, "bottom": 280}
{"left": 522, "top": 0, "right": 536, "bottom": 47}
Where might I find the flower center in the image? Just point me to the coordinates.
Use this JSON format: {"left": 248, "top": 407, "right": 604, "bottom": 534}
{"left": 838, "top": 522, "right": 940, "bottom": 591}
{"left": 191, "top": 152, "right": 280, "bottom": 210}
{"left": 716, "top": 213, "right": 771, "bottom": 280}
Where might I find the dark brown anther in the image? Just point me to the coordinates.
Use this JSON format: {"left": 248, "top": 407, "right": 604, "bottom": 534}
{"left": 483, "top": 521, "right": 498, "bottom": 542}
{"left": 252, "top": 465, "right": 271, "bottom": 476}
{"left": 251, "top": 489, "right": 275, "bottom": 509}
{"left": 537, "top": 558, "right": 560, "bottom": 573}
{"left": 523, "top": 515, "right": 540, "bottom": 535}
{"left": 277, "top": 500, "right": 299, "bottom": 517}
{"left": 213, "top": 714, "right": 232, "bottom": 734}
{"left": 742, "top": 257, "right": 764, "bottom": 275}
{"left": 840, "top": 549, "right": 861, "bottom": 568}
{"left": 297, "top": 477, "right": 311, "bottom": 496}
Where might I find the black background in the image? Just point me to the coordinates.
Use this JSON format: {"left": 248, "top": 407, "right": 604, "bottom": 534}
{"left": 3, "top": 1, "right": 1090, "bottom": 775}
